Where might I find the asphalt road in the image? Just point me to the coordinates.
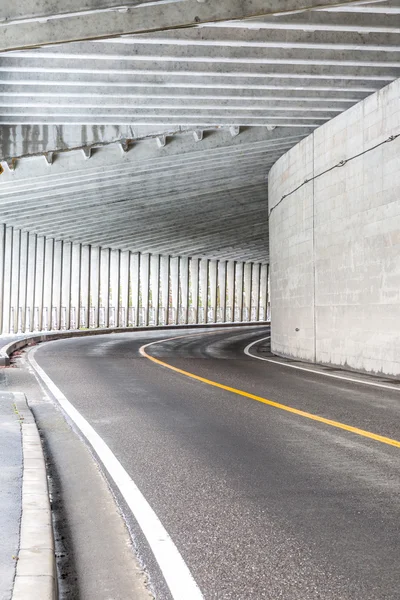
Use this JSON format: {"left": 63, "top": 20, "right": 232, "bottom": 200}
{"left": 32, "top": 327, "right": 400, "bottom": 600}
{"left": 0, "top": 392, "right": 22, "bottom": 600}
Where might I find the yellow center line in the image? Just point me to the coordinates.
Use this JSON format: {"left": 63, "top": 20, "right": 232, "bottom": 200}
{"left": 140, "top": 332, "right": 400, "bottom": 449}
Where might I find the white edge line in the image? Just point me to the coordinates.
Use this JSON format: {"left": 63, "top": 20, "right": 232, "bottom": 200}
{"left": 26, "top": 345, "right": 204, "bottom": 600}
{"left": 244, "top": 336, "right": 400, "bottom": 393}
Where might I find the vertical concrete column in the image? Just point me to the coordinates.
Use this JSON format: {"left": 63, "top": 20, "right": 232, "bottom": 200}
{"left": 11, "top": 228, "right": 21, "bottom": 334}
{"left": 200, "top": 259, "right": 209, "bottom": 324}
{"left": 252, "top": 263, "right": 261, "bottom": 322}
{"left": 209, "top": 260, "right": 218, "bottom": 324}
{"left": 61, "top": 242, "right": 72, "bottom": 330}
{"left": 217, "top": 261, "right": 227, "bottom": 323}
{"left": 189, "top": 258, "right": 199, "bottom": 324}
{"left": 26, "top": 233, "right": 37, "bottom": 332}
{"left": 120, "top": 251, "right": 130, "bottom": 327}
{"left": 71, "top": 243, "right": 82, "bottom": 330}
{"left": 0, "top": 224, "right": 5, "bottom": 334}
{"left": 52, "top": 240, "right": 63, "bottom": 330}
{"left": 160, "top": 255, "right": 170, "bottom": 325}
{"left": 243, "top": 263, "right": 252, "bottom": 323}
{"left": 100, "top": 247, "right": 111, "bottom": 328}
{"left": 170, "top": 257, "right": 179, "bottom": 325}
{"left": 43, "top": 238, "right": 54, "bottom": 331}
{"left": 80, "top": 245, "right": 91, "bottom": 328}
{"left": 2, "top": 227, "right": 14, "bottom": 334}
{"left": 34, "top": 237, "right": 46, "bottom": 331}
{"left": 259, "top": 264, "right": 268, "bottom": 321}
{"left": 18, "top": 232, "right": 29, "bottom": 333}
{"left": 226, "top": 261, "right": 235, "bottom": 323}
{"left": 235, "top": 262, "right": 244, "bottom": 322}
{"left": 179, "top": 257, "right": 189, "bottom": 325}
{"left": 90, "top": 246, "right": 100, "bottom": 328}
{"left": 110, "top": 249, "right": 121, "bottom": 327}
{"left": 130, "top": 253, "right": 141, "bottom": 327}
{"left": 140, "top": 254, "right": 151, "bottom": 327}
{"left": 151, "top": 254, "right": 160, "bottom": 326}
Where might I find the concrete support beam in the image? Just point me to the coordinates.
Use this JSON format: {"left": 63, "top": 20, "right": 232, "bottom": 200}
{"left": 226, "top": 261, "right": 235, "bottom": 323}
{"left": 243, "top": 262, "right": 252, "bottom": 322}
{"left": 110, "top": 249, "right": 121, "bottom": 327}
{"left": 170, "top": 256, "right": 179, "bottom": 326}
{"left": 80, "top": 245, "right": 91, "bottom": 329}
{"left": 260, "top": 264, "right": 269, "bottom": 322}
{"left": 150, "top": 254, "right": 160, "bottom": 326}
{"left": 209, "top": 261, "right": 218, "bottom": 324}
{"left": 160, "top": 255, "right": 170, "bottom": 326}
{"left": 235, "top": 262, "right": 244, "bottom": 322}
{"left": 90, "top": 246, "right": 101, "bottom": 328}
{"left": 218, "top": 261, "right": 228, "bottom": 324}
{"left": 71, "top": 243, "right": 82, "bottom": 329}
{"left": 130, "top": 253, "right": 140, "bottom": 327}
{"left": 100, "top": 247, "right": 111, "bottom": 328}
{"left": 0, "top": 1, "right": 371, "bottom": 53}
{"left": 179, "top": 257, "right": 190, "bottom": 325}
{"left": 34, "top": 237, "right": 45, "bottom": 331}
{"left": 61, "top": 242, "right": 72, "bottom": 330}
{"left": 120, "top": 251, "right": 130, "bottom": 327}
{"left": 190, "top": 258, "right": 199, "bottom": 325}
{"left": 200, "top": 258, "right": 209, "bottom": 325}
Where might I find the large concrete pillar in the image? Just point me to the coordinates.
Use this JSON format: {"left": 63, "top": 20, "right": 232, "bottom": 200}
{"left": 252, "top": 263, "right": 261, "bottom": 322}
{"left": 43, "top": 238, "right": 54, "bottom": 331}
{"left": 218, "top": 261, "right": 227, "bottom": 323}
{"left": 70, "top": 243, "right": 82, "bottom": 330}
{"left": 243, "top": 263, "right": 252, "bottom": 323}
{"left": 170, "top": 257, "right": 179, "bottom": 326}
{"left": 61, "top": 242, "right": 72, "bottom": 330}
{"left": 130, "top": 253, "right": 141, "bottom": 327}
{"left": 200, "top": 259, "right": 209, "bottom": 324}
{"left": 34, "top": 237, "right": 45, "bottom": 331}
{"left": 160, "top": 255, "right": 170, "bottom": 325}
{"left": 100, "top": 247, "right": 111, "bottom": 328}
{"left": 260, "top": 264, "right": 268, "bottom": 322}
{"left": 226, "top": 261, "right": 235, "bottom": 323}
{"left": 80, "top": 245, "right": 91, "bottom": 329}
{"left": 25, "top": 233, "right": 37, "bottom": 332}
{"left": 120, "top": 251, "right": 130, "bottom": 327}
{"left": 52, "top": 240, "right": 63, "bottom": 330}
{"left": 235, "top": 262, "right": 244, "bottom": 322}
{"left": 18, "top": 232, "right": 29, "bottom": 333}
{"left": 140, "top": 253, "right": 151, "bottom": 326}
{"left": 11, "top": 228, "right": 21, "bottom": 334}
{"left": 110, "top": 249, "right": 121, "bottom": 327}
{"left": 150, "top": 254, "right": 160, "bottom": 326}
{"left": 0, "top": 224, "right": 5, "bottom": 334}
{"left": 209, "top": 260, "right": 218, "bottom": 324}
{"left": 189, "top": 258, "right": 199, "bottom": 324}
{"left": 179, "top": 257, "right": 189, "bottom": 325}
{"left": 89, "top": 246, "right": 101, "bottom": 328}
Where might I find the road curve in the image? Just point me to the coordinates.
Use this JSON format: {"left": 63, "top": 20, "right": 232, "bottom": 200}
{"left": 31, "top": 327, "right": 400, "bottom": 600}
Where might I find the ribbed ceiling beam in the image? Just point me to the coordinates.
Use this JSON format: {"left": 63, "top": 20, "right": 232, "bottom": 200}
{"left": 0, "top": 0, "right": 380, "bottom": 52}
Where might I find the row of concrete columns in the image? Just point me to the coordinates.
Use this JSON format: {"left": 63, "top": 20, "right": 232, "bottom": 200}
{"left": 0, "top": 224, "right": 269, "bottom": 335}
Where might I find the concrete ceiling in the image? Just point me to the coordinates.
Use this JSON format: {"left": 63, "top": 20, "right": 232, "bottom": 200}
{"left": 0, "top": 0, "right": 399, "bottom": 262}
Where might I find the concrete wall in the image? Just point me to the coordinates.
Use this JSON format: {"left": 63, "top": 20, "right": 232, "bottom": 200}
{"left": 268, "top": 78, "right": 400, "bottom": 376}
{"left": 0, "top": 223, "right": 269, "bottom": 334}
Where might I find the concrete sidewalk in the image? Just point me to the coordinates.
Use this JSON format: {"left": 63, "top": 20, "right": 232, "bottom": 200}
{"left": 0, "top": 392, "right": 22, "bottom": 600}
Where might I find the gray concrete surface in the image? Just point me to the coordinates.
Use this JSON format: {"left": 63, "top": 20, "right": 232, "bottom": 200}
{"left": 269, "top": 77, "right": 400, "bottom": 376}
{"left": 18, "top": 326, "right": 400, "bottom": 600}
{"left": 0, "top": 391, "right": 22, "bottom": 600}
{"left": 3, "top": 359, "right": 152, "bottom": 600}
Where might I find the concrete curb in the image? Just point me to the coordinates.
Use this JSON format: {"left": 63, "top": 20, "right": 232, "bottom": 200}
{"left": 0, "top": 321, "right": 270, "bottom": 367}
{"left": 12, "top": 392, "right": 57, "bottom": 600}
